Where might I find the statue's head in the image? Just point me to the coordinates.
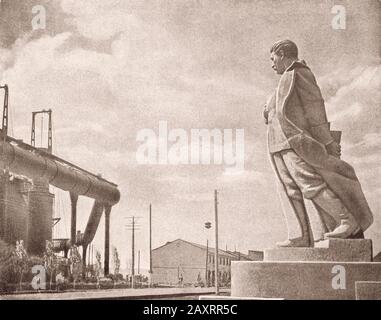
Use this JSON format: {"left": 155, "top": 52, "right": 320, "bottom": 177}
{"left": 270, "top": 40, "right": 298, "bottom": 75}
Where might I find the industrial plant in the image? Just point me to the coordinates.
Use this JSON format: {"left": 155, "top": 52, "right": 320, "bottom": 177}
{"left": 0, "top": 84, "right": 120, "bottom": 275}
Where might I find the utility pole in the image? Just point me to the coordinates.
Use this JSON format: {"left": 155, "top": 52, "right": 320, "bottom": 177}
{"left": 125, "top": 216, "right": 141, "bottom": 289}
{"left": 204, "top": 221, "right": 211, "bottom": 287}
{"left": 132, "top": 216, "right": 135, "bottom": 289}
{"left": 205, "top": 239, "right": 209, "bottom": 287}
{"left": 214, "top": 190, "right": 219, "bottom": 295}
{"left": 149, "top": 204, "right": 153, "bottom": 287}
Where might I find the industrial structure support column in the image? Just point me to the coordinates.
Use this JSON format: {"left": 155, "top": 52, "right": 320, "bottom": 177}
{"left": 82, "top": 244, "right": 88, "bottom": 279}
{"left": 70, "top": 192, "right": 78, "bottom": 246}
{"left": 104, "top": 205, "right": 112, "bottom": 276}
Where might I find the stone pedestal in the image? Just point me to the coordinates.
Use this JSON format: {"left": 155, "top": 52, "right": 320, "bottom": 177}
{"left": 199, "top": 295, "right": 284, "bottom": 300}
{"left": 231, "top": 239, "right": 381, "bottom": 300}
{"left": 264, "top": 239, "right": 373, "bottom": 262}
{"left": 355, "top": 281, "right": 381, "bottom": 300}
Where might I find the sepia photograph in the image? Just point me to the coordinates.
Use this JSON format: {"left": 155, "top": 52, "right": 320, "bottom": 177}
{"left": 0, "top": 0, "right": 380, "bottom": 309}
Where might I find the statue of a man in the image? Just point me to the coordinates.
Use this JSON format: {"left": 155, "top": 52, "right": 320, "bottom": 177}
{"left": 264, "top": 39, "right": 373, "bottom": 247}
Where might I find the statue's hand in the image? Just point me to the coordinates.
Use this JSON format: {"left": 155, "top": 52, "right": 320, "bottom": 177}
{"left": 263, "top": 105, "right": 269, "bottom": 124}
{"left": 326, "top": 141, "right": 341, "bottom": 158}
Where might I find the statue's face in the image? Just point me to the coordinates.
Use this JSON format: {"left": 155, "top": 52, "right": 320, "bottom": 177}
{"left": 270, "top": 51, "right": 285, "bottom": 75}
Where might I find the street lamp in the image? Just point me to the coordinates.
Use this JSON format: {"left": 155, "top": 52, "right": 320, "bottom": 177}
{"left": 204, "top": 221, "right": 211, "bottom": 287}
{"left": 203, "top": 189, "right": 220, "bottom": 295}
{"left": 214, "top": 190, "right": 219, "bottom": 295}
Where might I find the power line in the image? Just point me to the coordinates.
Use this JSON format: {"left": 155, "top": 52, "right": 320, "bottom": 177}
{"left": 124, "top": 216, "right": 143, "bottom": 289}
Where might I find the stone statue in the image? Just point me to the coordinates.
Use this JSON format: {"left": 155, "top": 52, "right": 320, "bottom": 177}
{"left": 264, "top": 40, "right": 373, "bottom": 247}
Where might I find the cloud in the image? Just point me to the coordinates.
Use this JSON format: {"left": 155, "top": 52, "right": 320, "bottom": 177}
{"left": 346, "top": 133, "right": 381, "bottom": 156}
{"left": 61, "top": 0, "right": 140, "bottom": 41}
{"left": 220, "top": 168, "right": 267, "bottom": 185}
{"left": 322, "top": 64, "right": 381, "bottom": 141}
{"left": 320, "top": 63, "right": 381, "bottom": 157}
{"left": 358, "top": 133, "right": 381, "bottom": 149}
{"left": 318, "top": 63, "right": 381, "bottom": 235}
{"left": 172, "top": 192, "right": 213, "bottom": 203}
{"left": 0, "top": 0, "right": 380, "bottom": 264}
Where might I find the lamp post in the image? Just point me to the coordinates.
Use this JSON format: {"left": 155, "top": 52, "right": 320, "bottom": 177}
{"left": 214, "top": 190, "right": 219, "bottom": 295}
{"left": 149, "top": 204, "right": 152, "bottom": 287}
{"left": 204, "top": 221, "right": 211, "bottom": 287}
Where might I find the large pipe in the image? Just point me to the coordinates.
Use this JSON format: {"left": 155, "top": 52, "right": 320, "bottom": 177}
{"left": 82, "top": 244, "right": 88, "bottom": 279}
{"left": 70, "top": 192, "right": 78, "bottom": 245}
{"left": 0, "top": 140, "right": 120, "bottom": 205}
{"left": 104, "top": 206, "right": 111, "bottom": 276}
{"left": 82, "top": 201, "right": 105, "bottom": 246}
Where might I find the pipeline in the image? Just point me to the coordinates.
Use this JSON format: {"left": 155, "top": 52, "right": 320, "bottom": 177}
{"left": 0, "top": 138, "right": 120, "bottom": 205}
{"left": 82, "top": 201, "right": 105, "bottom": 246}
{"left": 52, "top": 202, "right": 106, "bottom": 254}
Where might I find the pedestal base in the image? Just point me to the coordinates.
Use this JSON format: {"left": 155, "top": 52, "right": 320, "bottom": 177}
{"left": 264, "top": 239, "right": 373, "bottom": 262}
{"left": 355, "top": 281, "right": 381, "bottom": 300}
{"left": 231, "top": 261, "right": 381, "bottom": 300}
{"left": 199, "top": 295, "right": 284, "bottom": 300}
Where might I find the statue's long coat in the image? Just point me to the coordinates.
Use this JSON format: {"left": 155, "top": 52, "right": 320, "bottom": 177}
{"left": 268, "top": 61, "right": 373, "bottom": 231}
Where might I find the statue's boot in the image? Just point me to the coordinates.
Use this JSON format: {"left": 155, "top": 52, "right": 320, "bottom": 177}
{"left": 277, "top": 199, "right": 313, "bottom": 248}
{"left": 351, "top": 229, "right": 365, "bottom": 239}
{"left": 324, "top": 218, "right": 360, "bottom": 239}
{"left": 313, "top": 188, "right": 361, "bottom": 239}
{"left": 311, "top": 202, "right": 336, "bottom": 242}
{"left": 276, "top": 237, "right": 311, "bottom": 247}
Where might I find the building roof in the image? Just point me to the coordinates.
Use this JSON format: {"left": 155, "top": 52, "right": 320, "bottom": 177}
{"left": 153, "top": 238, "right": 252, "bottom": 260}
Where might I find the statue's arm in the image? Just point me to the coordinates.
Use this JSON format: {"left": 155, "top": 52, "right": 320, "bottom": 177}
{"left": 295, "top": 69, "right": 334, "bottom": 146}
{"left": 263, "top": 104, "right": 269, "bottom": 124}
{"left": 263, "top": 92, "right": 276, "bottom": 125}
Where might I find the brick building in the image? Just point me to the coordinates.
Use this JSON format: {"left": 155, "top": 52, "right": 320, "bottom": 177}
{"left": 152, "top": 239, "right": 263, "bottom": 286}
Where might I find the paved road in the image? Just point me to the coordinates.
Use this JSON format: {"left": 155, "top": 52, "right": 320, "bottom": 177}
{"left": 0, "top": 287, "right": 230, "bottom": 300}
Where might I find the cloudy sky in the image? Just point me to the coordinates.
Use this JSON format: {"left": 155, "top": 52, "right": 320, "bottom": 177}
{"left": 0, "top": 0, "right": 380, "bottom": 270}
